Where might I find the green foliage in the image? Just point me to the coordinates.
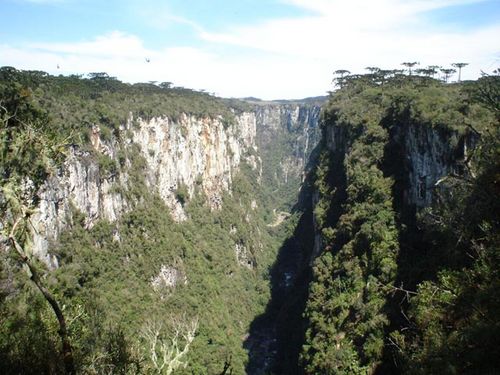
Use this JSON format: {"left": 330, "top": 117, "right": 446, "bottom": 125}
{"left": 45, "top": 160, "right": 287, "bottom": 373}
{"left": 175, "top": 183, "right": 189, "bottom": 206}
{"left": 0, "top": 72, "right": 66, "bottom": 194}
{"left": 0, "top": 161, "right": 284, "bottom": 373}
{"left": 391, "top": 123, "right": 500, "bottom": 374}
{"left": 254, "top": 104, "right": 322, "bottom": 214}
{"left": 0, "top": 69, "right": 75, "bottom": 373}
{"left": 0, "top": 286, "right": 63, "bottom": 375}
{"left": 302, "top": 71, "right": 500, "bottom": 374}
{"left": 96, "top": 153, "right": 118, "bottom": 177}
{"left": 302, "top": 95, "right": 398, "bottom": 373}
{"left": 2, "top": 65, "right": 498, "bottom": 374}
{"left": 0, "top": 66, "right": 295, "bottom": 373}
{"left": 0, "top": 66, "right": 240, "bottom": 148}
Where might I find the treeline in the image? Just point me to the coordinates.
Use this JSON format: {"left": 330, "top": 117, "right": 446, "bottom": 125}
{"left": 0, "top": 67, "right": 244, "bottom": 147}
{"left": 0, "top": 67, "right": 282, "bottom": 374}
{"left": 333, "top": 62, "right": 478, "bottom": 90}
{"left": 299, "top": 70, "right": 499, "bottom": 373}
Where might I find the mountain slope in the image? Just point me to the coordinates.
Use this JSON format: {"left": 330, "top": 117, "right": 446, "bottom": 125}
{"left": 301, "top": 74, "right": 499, "bottom": 374}
{"left": 0, "top": 67, "right": 323, "bottom": 374}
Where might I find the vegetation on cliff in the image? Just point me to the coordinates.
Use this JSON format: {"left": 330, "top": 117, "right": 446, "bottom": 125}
{"left": 0, "top": 67, "right": 242, "bottom": 149}
{"left": 301, "top": 71, "right": 499, "bottom": 374}
{"left": 1, "top": 65, "right": 498, "bottom": 374}
{"left": 0, "top": 68, "right": 290, "bottom": 374}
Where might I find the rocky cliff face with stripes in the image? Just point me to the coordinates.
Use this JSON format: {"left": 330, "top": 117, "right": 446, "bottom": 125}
{"left": 30, "top": 99, "right": 325, "bottom": 268}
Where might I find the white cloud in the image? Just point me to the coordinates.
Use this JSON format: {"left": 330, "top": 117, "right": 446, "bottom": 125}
{"left": 0, "top": 31, "right": 332, "bottom": 99}
{"left": 199, "top": 0, "right": 500, "bottom": 93}
{"left": 201, "top": 0, "right": 498, "bottom": 65}
{"left": 30, "top": 32, "right": 148, "bottom": 58}
{"left": 131, "top": 1, "right": 205, "bottom": 33}
{"left": 1, "top": 0, "right": 499, "bottom": 99}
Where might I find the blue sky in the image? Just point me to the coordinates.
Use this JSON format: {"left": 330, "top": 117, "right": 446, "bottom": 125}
{"left": 1, "top": 0, "right": 499, "bottom": 99}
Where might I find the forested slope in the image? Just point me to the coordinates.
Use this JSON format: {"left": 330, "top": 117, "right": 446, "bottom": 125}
{"left": 0, "top": 67, "right": 321, "bottom": 374}
{"left": 300, "top": 72, "right": 499, "bottom": 374}
{"left": 1, "top": 66, "right": 498, "bottom": 375}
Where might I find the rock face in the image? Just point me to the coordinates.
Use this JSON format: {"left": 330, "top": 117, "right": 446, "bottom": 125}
{"left": 30, "top": 100, "right": 325, "bottom": 267}
{"left": 313, "top": 121, "right": 476, "bottom": 263}
{"left": 132, "top": 112, "right": 257, "bottom": 220}
{"left": 31, "top": 112, "right": 257, "bottom": 266}
{"left": 395, "top": 123, "right": 475, "bottom": 208}
{"left": 235, "top": 242, "right": 254, "bottom": 269}
{"left": 310, "top": 124, "right": 475, "bottom": 265}
{"left": 324, "top": 120, "right": 475, "bottom": 208}
{"left": 151, "top": 264, "right": 187, "bottom": 297}
{"left": 255, "top": 103, "right": 322, "bottom": 184}
{"left": 32, "top": 149, "right": 130, "bottom": 268}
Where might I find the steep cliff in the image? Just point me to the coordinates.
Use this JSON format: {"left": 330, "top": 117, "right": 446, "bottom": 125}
{"left": 0, "top": 68, "right": 325, "bottom": 373}
{"left": 1, "top": 67, "right": 333, "bottom": 374}
{"left": 300, "top": 76, "right": 498, "bottom": 374}
{"left": 30, "top": 97, "right": 325, "bottom": 268}
{"left": 244, "top": 100, "right": 324, "bottom": 375}
{"left": 255, "top": 102, "right": 322, "bottom": 185}
{"left": 31, "top": 111, "right": 258, "bottom": 266}
{"left": 2, "top": 68, "right": 498, "bottom": 375}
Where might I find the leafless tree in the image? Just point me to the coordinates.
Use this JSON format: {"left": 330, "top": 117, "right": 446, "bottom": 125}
{"left": 141, "top": 315, "right": 199, "bottom": 374}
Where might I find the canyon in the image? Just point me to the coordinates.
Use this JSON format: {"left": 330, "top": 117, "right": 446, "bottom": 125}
{"left": 1, "top": 69, "right": 497, "bottom": 374}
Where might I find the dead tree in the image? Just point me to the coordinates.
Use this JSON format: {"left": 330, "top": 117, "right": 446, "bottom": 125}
{"left": 141, "top": 315, "right": 199, "bottom": 374}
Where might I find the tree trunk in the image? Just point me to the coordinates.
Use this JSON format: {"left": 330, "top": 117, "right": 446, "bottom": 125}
{"left": 8, "top": 222, "right": 76, "bottom": 374}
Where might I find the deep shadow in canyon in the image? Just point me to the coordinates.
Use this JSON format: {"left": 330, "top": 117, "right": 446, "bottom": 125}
{"left": 243, "top": 146, "right": 321, "bottom": 375}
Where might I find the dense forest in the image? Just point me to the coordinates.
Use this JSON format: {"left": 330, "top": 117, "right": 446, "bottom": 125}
{"left": 300, "top": 69, "right": 500, "bottom": 374}
{"left": 1, "top": 65, "right": 499, "bottom": 375}
{"left": 0, "top": 67, "right": 294, "bottom": 374}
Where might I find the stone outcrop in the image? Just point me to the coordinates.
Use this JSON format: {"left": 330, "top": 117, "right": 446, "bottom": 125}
{"left": 255, "top": 103, "right": 322, "bottom": 184}
{"left": 151, "top": 264, "right": 187, "bottom": 293}
{"left": 31, "top": 111, "right": 258, "bottom": 266}
{"left": 132, "top": 112, "right": 257, "bottom": 220}
{"left": 395, "top": 123, "right": 475, "bottom": 208}
{"left": 29, "top": 100, "right": 326, "bottom": 267}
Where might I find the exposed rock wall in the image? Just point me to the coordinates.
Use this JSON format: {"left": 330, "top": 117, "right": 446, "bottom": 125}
{"left": 132, "top": 112, "right": 257, "bottom": 220}
{"left": 30, "top": 100, "right": 325, "bottom": 267}
{"left": 255, "top": 104, "right": 322, "bottom": 184}
{"left": 396, "top": 123, "right": 475, "bottom": 208}
{"left": 32, "top": 149, "right": 129, "bottom": 267}
{"left": 31, "top": 112, "right": 258, "bottom": 266}
{"left": 313, "top": 121, "right": 476, "bottom": 264}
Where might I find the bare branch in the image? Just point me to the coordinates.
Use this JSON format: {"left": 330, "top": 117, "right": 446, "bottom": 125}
{"left": 141, "top": 315, "right": 199, "bottom": 374}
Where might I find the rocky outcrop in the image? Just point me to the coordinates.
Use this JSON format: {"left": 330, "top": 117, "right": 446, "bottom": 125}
{"left": 396, "top": 123, "right": 475, "bottom": 208}
{"left": 255, "top": 103, "right": 322, "bottom": 184}
{"left": 235, "top": 242, "right": 254, "bottom": 269}
{"left": 31, "top": 149, "right": 129, "bottom": 268}
{"left": 31, "top": 111, "right": 258, "bottom": 266}
{"left": 151, "top": 264, "right": 187, "bottom": 298}
{"left": 132, "top": 112, "right": 257, "bottom": 220}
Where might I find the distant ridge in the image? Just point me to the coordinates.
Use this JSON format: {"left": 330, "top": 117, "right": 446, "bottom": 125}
{"left": 240, "top": 95, "right": 328, "bottom": 105}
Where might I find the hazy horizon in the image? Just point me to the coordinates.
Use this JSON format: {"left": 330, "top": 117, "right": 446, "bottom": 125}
{"left": 1, "top": 0, "right": 499, "bottom": 100}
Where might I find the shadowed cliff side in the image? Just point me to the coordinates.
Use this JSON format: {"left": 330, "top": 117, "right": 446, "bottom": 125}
{"left": 244, "top": 143, "right": 320, "bottom": 375}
